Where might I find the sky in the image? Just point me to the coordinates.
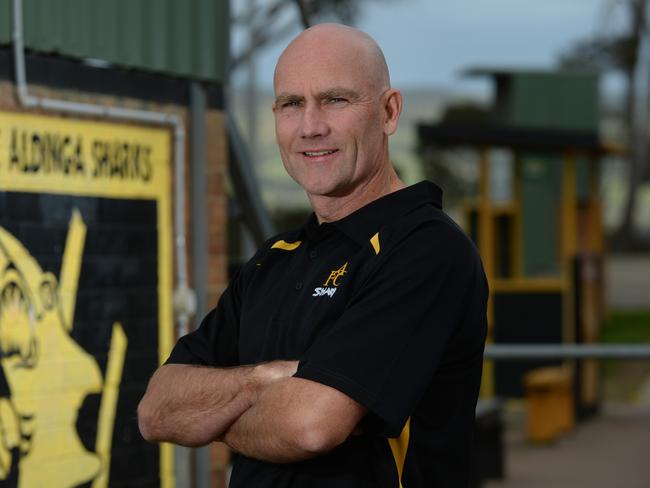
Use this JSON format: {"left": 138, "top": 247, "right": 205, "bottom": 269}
{"left": 229, "top": 0, "right": 637, "bottom": 220}
{"left": 232, "top": 0, "right": 626, "bottom": 95}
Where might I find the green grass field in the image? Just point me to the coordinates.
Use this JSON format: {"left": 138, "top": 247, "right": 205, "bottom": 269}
{"left": 601, "top": 310, "right": 650, "bottom": 343}
{"left": 600, "top": 309, "right": 650, "bottom": 403}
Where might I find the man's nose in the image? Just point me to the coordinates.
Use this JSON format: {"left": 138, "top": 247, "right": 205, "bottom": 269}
{"left": 300, "top": 105, "right": 329, "bottom": 138}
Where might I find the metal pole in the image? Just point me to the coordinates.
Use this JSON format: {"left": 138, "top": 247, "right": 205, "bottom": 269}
{"left": 190, "top": 81, "right": 211, "bottom": 488}
{"left": 484, "top": 344, "right": 650, "bottom": 360}
{"left": 246, "top": 0, "right": 258, "bottom": 164}
{"left": 227, "top": 115, "right": 275, "bottom": 244}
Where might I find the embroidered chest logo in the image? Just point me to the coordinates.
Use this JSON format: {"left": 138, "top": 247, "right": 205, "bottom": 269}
{"left": 313, "top": 262, "right": 348, "bottom": 298}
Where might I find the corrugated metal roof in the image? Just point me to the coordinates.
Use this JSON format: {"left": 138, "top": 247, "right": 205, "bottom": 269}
{"left": 0, "top": 0, "right": 229, "bottom": 82}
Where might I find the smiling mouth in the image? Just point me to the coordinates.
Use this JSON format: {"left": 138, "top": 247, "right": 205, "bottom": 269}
{"left": 302, "top": 150, "right": 338, "bottom": 157}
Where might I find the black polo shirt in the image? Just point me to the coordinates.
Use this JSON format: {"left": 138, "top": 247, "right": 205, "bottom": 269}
{"left": 166, "top": 181, "right": 488, "bottom": 488}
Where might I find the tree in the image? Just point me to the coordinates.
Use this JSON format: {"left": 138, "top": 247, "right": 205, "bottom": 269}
{"left": 231, "top": 0, "right": 382, "bottom": 70}
{"left": 559, "top": 0, "right": 649, "bottom": 246}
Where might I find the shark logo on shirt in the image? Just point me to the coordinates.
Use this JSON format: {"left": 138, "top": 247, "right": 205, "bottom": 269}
{"left": 313, "top": 262, "right": 348, "bottom": 298}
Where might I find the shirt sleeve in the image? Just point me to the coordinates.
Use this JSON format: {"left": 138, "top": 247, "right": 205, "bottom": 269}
{"left": 165, "top": 266, "right": 246, "bottom": 367}
{"left": 293, "top": 221, "right": 487, "bottom": 437}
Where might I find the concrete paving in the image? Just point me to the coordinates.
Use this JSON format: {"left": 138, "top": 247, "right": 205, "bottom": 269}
{"left": 480, "top": 253, "right": 650, "bottom": 487}
{"left": 484, "top": 402, "right": 650, "bottom": 488}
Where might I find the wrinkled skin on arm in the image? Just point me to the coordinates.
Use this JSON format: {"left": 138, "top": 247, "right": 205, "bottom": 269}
{"left": 222, "top": 377, "right": 367, "bottom": 463}
{"left": 138, "top": 361, "right": 367, "bottom": 462}
{"left": 137, "top": 361, "right": 298, "bottom": 447}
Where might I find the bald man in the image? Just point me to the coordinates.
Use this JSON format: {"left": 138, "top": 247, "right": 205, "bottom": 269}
{"left": 138, "top": 24, "right": 487, "bottom": 488}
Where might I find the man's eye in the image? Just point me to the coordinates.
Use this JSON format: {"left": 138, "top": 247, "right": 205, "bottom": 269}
{"left": 328, "top": 97, "right": 347, "bottom": 104}
{"left": 282, "top": 100, "right": 301, "bottom": 108}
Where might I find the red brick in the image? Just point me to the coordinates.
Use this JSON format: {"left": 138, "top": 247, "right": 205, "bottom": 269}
{"left": 208, "top": 198, "right": 227, "bottom": 227}
{"left": 208, "top": 235, "right": 226, "bottom": 256}
{"left": 0, "top": 83, "right": 17, "bottom": 110}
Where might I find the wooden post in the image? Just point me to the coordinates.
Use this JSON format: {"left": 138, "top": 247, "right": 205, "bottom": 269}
{"left": 561, "top": 151, "right": 578, "bottom": 346}
{"left": 478, "top": 147, "right": 495, "bottom": 397}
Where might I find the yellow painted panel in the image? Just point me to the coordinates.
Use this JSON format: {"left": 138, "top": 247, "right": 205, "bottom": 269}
{"left": 0, "top": 215, "right": 104, "bottom": 488}
{"left": 0, "top": 110, "right": 170, "bottom": 199}
{"left": 93, "top": 323, "right": 127, "bottom": 488}
{"left": 60, "top": 209, "right": 87, "bottom": 331}
{"left": 0, "top": 110, "right": 175, "bottom": 486}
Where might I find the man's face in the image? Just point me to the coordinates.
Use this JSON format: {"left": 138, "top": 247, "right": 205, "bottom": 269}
{"left": 273, "top": 39, "right": 390, "bottom": 200}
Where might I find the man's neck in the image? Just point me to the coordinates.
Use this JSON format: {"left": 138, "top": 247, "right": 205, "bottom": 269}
{"left": 310, "top": 168, "right": 405, "bottom": 223}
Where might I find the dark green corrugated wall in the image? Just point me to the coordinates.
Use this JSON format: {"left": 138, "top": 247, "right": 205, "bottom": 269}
{"left": 0, "top": 0, "right": 229, "bottom": 82}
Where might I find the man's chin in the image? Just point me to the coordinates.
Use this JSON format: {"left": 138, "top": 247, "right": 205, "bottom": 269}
{"left": 304, "top": 182, "right": 353, "bottom": 199}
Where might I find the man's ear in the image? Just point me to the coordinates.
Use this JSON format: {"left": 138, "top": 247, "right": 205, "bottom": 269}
{"left": 382, "top": 89, "right": 402, "bottom": 136}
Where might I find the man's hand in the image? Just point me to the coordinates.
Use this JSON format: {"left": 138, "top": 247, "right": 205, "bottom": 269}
{"left": 137, "top": 360, "right": 297, "bottom": 447}
{"left": 252, "top": 360, "right": 298, "bottom": 386}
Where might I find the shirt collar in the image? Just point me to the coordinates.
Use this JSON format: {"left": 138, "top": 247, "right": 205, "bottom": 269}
{"left": 303, "top": 181, "right": 443, "bottom": 245}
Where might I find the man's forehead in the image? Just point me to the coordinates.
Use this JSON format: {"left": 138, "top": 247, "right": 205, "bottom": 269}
{"left": 274, "top": 27, "right": 389, "bottom": 96}
{"left": 275, "top": 52, "right": 360, "bottom": 80}
{"left": 274, "top": 54, "right": 370, "bottom": 96}
{"left": 274, "top": 87, "right": 360, "bottom": 102}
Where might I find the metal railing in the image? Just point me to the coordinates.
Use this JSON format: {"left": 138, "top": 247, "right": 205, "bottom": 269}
{"left": 484, "top": 344, "right": 650, "bottom": 360}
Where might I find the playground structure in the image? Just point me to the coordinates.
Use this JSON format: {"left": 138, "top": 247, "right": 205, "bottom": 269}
{"left": 418, "top": 69, "right": 618, "bottom": 418}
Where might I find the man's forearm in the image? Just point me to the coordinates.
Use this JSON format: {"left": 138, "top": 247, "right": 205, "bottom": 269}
{"left": 223, "top": 378, "right": 307, "bottom": 462}
{"left": 138, "top": 364, "right": 256, "bottom": 446}
{"left": 138, "top": 361, "right": 297, "bottom": 447}
{"left": 223, "top": 377, "right": 366, "bottom": 463}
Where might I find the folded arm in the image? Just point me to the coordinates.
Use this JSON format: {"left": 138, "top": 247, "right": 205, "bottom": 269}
{"left": 222, "top": 376, "right": 367, "bottom": 463}
{"left": 137, "top": 361, "right": 297, "bottom": 447}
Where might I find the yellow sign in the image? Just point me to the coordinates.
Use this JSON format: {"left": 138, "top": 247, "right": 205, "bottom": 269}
{"left": 0, "top": 111, "right": 174, "bottom": 487}
{"left": 0, "top": 111, "right": 169, "bottom": 199}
